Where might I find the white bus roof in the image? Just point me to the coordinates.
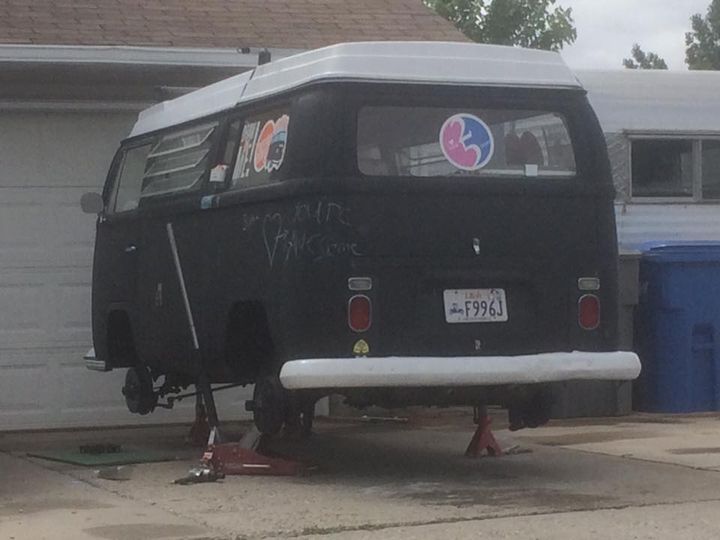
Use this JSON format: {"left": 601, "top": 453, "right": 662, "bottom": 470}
{"left": 129, "top": 41, "right": 581, "bottom": 137}
{"left": 579, "top": 69, "right": 720, "bottom": 134}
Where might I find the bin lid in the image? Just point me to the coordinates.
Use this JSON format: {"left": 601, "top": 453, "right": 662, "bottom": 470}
{"left": 640, "top": 242, "right": 720, "bottom": 263}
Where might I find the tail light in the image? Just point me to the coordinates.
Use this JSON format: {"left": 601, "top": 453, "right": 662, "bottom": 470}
{"left": 348, "top": 295, "right": 371, "bottom": 332}
{"left": 578, "top": 294, "right": 600, "bottom": 330}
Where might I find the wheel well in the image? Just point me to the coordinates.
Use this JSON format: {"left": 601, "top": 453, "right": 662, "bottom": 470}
{"left": 225, "top": 301, "right": 275, "bottom": 382}
{"left": 106, "top": 310, "right": 138, "bottom": 368}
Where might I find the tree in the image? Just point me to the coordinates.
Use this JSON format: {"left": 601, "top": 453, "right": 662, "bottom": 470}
{"left": 685, "top": 0, "right": 720, "bottom": 70}
{"left": 426, "top": 0, "right": 577, "bottom": 51}
{"left": 623, "top": 43, "right": 668, "bottom": 70}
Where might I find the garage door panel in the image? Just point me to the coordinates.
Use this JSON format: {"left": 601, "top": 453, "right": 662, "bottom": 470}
{"left": 57, "top": 282, "right": 92, "bottom": 332}
{"left": 61, "top": 364, "right": 131, "bottom": 410}
{"left": 0, "top": 111, "right": 133, "bottom": 188}
{"left": 54, "top": 198, "right": 97, "bottom": 254}
{"left": 0, "top": 348, "right": 58, "bottom": 429}
{"left": 0, "top": 269, "right": 91, "bottom": 350}
{"left": 0, "top": 362, "right": 49, "bottom": 412}
{"left": 0, "top": 281, "right": 45, "bottom": 339}
{"left": 0, "top": 188, "right": 95, "bottom": 269}
{"left": 0, "top": 198, "right": 48, "bottom": 265}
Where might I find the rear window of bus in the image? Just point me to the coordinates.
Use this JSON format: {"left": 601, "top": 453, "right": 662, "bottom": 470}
{"left": 357, "top": 106, "right": 576, "bottom": 178}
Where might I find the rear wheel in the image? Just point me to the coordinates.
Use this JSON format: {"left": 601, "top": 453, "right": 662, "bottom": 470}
{"left": 252, "top": 375, "right": 287, "bottom": 435}
{"left": 301, "top": 400, "right": 315, "bottom": 437}
{"left": 508, "top": 387, "right": 552, "bottom": 431}
{"left": 122, "top": 366, "right": 157, "bottom": 415}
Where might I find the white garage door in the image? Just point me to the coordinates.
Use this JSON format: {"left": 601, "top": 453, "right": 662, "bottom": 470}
{"left": 0, "top": 109, "right": 251, "bottom": 430}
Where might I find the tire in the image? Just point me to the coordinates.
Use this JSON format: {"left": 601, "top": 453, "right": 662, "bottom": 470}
{"left": 122, "top": 366, "right": 157, "bottom": 415}
{"left": 301, "top": 401, "right": 315, "bottom": 437}
{"left": 252, "top": 375, "right": 287, "bottom": 435}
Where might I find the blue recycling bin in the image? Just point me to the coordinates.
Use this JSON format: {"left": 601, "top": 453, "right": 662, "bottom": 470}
{"left": 635, "top": 244, "right": 720, "bottom": 413}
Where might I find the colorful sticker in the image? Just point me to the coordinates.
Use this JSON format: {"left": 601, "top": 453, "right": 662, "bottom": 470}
{"left": 267, "top": 114, "right": 289, "bottom": 172}
{"left": 439, "top": 113, "right": 494, "bottom": 171}
{"left": 233, "top": 120, "right": 261, "bottom": 181}
{"left": 253, "top": 114, "right": 290, "bottom": 173}
{"left": 253, "top": 120, "right": 275, "bottom": 172}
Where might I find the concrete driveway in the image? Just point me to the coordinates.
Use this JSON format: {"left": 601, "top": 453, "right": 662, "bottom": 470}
{"left": 2, "top": 413, "right": 720, "bottom": 540}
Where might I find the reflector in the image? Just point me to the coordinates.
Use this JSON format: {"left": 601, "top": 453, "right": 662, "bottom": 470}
{"left": 348, "top": 295, "right": 371, "bottom": 332}
{"left": 578, "top": 294, "right": 600, "bottom": 330}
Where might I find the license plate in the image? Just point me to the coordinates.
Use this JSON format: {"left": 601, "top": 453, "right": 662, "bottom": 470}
{"left": 443, "top": 289, "right": 508, "bottom": 323}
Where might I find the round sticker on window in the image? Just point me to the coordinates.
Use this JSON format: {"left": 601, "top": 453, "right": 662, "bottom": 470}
{"left": 439, "top": 114, "right": 494, "bottom": 171}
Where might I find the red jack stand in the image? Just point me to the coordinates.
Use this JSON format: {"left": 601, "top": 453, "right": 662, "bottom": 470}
{"left": 465, "top": 406, "right": 503, "bottom": 458}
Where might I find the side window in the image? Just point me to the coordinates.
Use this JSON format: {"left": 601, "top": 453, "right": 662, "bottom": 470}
{"left": 631, "top": 139, "right": 693, "bottom": 198}
{"left": 702, "top": 140, "right": 720, "bottom": 200}
{"left": 140, "top": 122, "right": 217, "bottom": 199}
{"left": 112, "top": 144, "right": 152, "bottom": 213}
{"left": 630, "top": 138, "right": 720, "bottom": 201}
{"left": 230, "top": 107, "right": 290, "bottom": 189}
{"left": 222, "top": 119, "right": 243, "bottom": 165}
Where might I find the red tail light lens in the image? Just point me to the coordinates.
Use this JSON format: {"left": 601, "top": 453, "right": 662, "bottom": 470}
{"left": 578, "top": 294, "right": 600, "bottom": 330}
{"left": 348, "top": 295, "right": 371, "bottom": 332}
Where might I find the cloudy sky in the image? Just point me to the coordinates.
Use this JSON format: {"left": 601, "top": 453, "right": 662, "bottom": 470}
{"left": 559, "top": 0, "right": 711, "bottom": 70}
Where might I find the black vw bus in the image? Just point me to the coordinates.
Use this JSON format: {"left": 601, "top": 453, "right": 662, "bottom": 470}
{"left": 83, "top": 42, "right": 640, "bottom": 434}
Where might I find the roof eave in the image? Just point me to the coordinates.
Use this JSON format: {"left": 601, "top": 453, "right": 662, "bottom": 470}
{"left": 0, "top": 43, "right": 304, "bottom": 68}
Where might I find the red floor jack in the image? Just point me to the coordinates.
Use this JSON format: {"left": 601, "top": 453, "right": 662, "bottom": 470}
{"left": 465, "top": 406, "right": 503, "bottom": 458}
{"left": 176, "top": 379, "right": 309, "bottom": 484}
{"left": 208, "top": 426, "right": 308, "bottom": 476}
{"left": 176, "top": 425, "right": 309, "bottom": 484}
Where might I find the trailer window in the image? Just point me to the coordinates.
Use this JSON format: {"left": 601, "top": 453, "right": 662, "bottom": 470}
{"left": 702, "top": 140, "right": 720, "bottom": 200}
{"left": 631, "top": 139, "right": 693, "bottom": 198}
{"left": 357, "top": 106, "right": 575, "bottom": 178}
{"left": 140, "top": 123, "right": 217, "bottom": 198}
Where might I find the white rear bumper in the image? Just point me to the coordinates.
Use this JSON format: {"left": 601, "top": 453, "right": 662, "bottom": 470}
{"left": 279, "top": 351, "right": 641, "bottom": 390}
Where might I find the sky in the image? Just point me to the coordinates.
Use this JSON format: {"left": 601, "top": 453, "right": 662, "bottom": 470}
{"left": 558, "top": 0, "right": 711, "bottom": 70}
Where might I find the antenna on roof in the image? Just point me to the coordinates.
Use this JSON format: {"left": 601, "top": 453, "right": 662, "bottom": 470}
{"left": 258, "top": 48, "right": 272, "bottom": 65}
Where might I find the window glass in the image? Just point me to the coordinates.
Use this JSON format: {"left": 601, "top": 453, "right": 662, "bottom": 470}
{"left": 223, "top": 119, "right": 243, "bottom": 165}
{"left": 112, "top": 144, "right": 152, "bottom": 213}
{"left": 231, "top": 107, "right": 290, "bottom": 189}
{"left": 150, "top": 125, "right": 213, "bottom": 156}
{"left": 141, "top": 122, "right": 217, "bottom": 198}
{"left": 357, "top": 106, "right": 575, "bottom": 178}
{"left": 605, "top": 133, "right": 630, "bottom": 201}
{"left": 702, "top": 140, "right": 720, "bottom": 200}
{"left": 632, "top": 139, "right": 693, "bottom": 198}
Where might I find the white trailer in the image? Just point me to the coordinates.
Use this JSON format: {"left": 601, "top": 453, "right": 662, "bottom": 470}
{"left": 579, "top": 69, "right": 720, "bottom": 249}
